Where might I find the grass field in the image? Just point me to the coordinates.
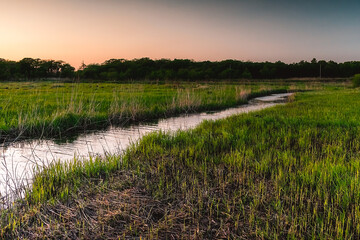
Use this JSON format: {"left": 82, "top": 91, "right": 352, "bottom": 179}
{"left": 1, "top": 81, "right": 360, "bottom": 239}
{"left": 0, "top": 80, "right": 302, "bottom": 142}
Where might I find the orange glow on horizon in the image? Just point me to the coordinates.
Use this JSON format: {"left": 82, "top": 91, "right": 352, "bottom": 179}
{"left": 0, "top": 0, "right": 359, "bottom": 69}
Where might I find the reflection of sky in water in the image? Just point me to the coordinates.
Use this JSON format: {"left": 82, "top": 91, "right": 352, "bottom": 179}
{"left": 0, "top": 93, "right": 292, "bottom": 206}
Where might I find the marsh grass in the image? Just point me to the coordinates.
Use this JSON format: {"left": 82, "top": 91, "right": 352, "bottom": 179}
{"left": 2, "top": 86, "right": 360, "bottom": 239}
{"left": 0, "top": 81, "right": 295, "bottom": 142}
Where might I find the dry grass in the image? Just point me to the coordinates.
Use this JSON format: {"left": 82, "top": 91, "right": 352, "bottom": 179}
{"left": 2, "top": 171, "right": 217, "bottom": 239}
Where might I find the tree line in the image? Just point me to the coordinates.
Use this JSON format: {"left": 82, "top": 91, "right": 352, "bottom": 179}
{"left": 1, "top": 57, "right": 360, "bottom": 81}
{"left": 0, "top": 58, "right": 75, "bottom": 80}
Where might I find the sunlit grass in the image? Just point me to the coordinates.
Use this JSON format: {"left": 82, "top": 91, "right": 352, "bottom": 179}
{"left": 1, "top": 81, "right": 358, "bottom": 238}
{"left": 0, "top": 81, "right": 299, "bottom": 141}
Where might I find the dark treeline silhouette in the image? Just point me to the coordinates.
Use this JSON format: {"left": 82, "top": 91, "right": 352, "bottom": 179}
{"left": 1, "top": 57, "right": 360, "bottom": 81}
{"left": 0, "top": 58, "right": 75, "bottom": 80}
{"left": 79, "top": 58, "right": 360, "bottom": 80}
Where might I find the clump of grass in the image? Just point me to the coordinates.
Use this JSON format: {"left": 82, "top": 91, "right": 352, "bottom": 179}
{"left": 235, "top": 87, "right": 251, "bottom": 102}
{"left": 287, "top": 92, "right": 296, "bottom": 102}
{"left": 170, "top": 88, "right": 203, "bottom": 113}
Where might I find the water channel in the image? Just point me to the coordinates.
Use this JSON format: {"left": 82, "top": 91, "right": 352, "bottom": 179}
{"left": 0, "top": 93, "right": 293, "bottom": 206}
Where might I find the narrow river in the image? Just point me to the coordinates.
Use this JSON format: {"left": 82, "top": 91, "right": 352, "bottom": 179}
{"left": 0, "top": 93, "right": 293, "bottom": 206}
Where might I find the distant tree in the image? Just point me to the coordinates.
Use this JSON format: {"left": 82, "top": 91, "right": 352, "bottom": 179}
{"left": 83, "top": 64, "right": 100, "bottom": 79}
{"left": 1, "top": 57, "right": 360, "bottom": 81}
{"left": 19, "top": 58, "right": 39, "bottom": 79}
{"left": 177, "top": 69, "right": 189, "bottom": 80}
{"left": 0, "top": 59, "right": 11, "bottom": 80}
{"left": 60, "top": 64, "right": 75, "bottom": 78}
{"left": 149, "top": 70, "right": 166, "bottom": 80}
{"left": 219, "top": 68, "right": 232, "bottom": 79}
{"left": 241, "top": 68, "right": 252, "bottom": 79}
{"left": 260, "top": 64, "right": 275, "bottom": 78}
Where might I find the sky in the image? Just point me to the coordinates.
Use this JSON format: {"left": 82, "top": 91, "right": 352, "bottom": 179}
{"left": 0, "top": 0, "right": 359, "bottom": 68}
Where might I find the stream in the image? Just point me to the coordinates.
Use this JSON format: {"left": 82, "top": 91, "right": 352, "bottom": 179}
{"left": 0, "top": 93, "right": 293, "bottom": 206}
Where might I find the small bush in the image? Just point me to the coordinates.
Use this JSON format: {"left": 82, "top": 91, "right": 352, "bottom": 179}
{"left": 352, "top": 74, "right": 360, "bottom": 87}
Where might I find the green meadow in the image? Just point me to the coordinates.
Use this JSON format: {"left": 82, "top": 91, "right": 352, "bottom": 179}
{"left": 2, "top": 80, "right": 360, "bottom": 239}
{"left": 0, "top": 81, "right": 296, "bottom": 141}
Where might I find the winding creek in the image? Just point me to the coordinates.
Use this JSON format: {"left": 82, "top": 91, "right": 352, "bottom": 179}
{"left": 0, "top": 93, "right": 293, "bottom": 206}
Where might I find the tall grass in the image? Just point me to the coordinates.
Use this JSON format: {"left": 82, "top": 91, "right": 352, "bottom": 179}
{"left": 0, "top": 81, "right": 297, "bottom": 142}
{"left": 2, "top": 86, "right": 360, "bottom": 238}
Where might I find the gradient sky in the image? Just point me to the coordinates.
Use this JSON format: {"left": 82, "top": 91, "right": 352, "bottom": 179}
{"left": 1, "top": 0, "right": 359, "bottom": 68}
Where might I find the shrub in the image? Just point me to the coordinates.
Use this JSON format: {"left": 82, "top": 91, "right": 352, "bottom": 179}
{"left": 352, "top": 74, "right": 360, "bottom": 87}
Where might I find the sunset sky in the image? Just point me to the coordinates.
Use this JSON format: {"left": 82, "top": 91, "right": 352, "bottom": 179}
{"left": 1, "top": 0, "right": 359, "bottom": 68}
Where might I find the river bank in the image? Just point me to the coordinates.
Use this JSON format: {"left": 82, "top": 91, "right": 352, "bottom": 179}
{"left": 0, "top": 81, "right": 295, "bottom": 143}
{"left": 1, "top": 80, "right": 358, "bottom": 238}
{"left": 4, "top": 86, "right": 360, "bottom": 238}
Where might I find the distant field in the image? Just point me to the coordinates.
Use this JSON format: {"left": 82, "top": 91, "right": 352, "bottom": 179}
{"left": 0, "top": 80, "right": 316, "bottom": 142}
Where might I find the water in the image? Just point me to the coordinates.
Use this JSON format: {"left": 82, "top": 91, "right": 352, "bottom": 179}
{"left": 0, "top": 93, "right": 293, "bottom": 205}
{"left": 252, "top": 93, "right": 294, "bottom": 102}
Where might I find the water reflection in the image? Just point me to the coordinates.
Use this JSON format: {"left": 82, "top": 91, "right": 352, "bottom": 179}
{"left": 0, "top": 93, "right": 292, "bottom": 204}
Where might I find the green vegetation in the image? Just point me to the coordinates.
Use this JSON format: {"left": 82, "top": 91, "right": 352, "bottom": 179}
{"left": 3, "top": 84, "right": 360, "bottom": 239}
{"left": 0, "top": 58, "right": 75, "bottom": 80}
{"left": 352, "top": 74, "right": 360, "bottom": 87}
{"left": 1, "top": 57, "right": 360, "bottom": 81}
{"left": 0, "top": 81, "right": 296, "bottom": 141}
